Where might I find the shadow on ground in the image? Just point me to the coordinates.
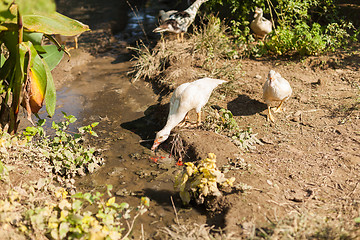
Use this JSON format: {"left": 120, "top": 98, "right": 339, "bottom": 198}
{"left": 227, "top": 94, "right": 267, "bottom": 117}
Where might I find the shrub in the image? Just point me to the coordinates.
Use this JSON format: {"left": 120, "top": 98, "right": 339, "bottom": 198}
{"left": 204, "top": 0, "right": 358, "bottom": 56}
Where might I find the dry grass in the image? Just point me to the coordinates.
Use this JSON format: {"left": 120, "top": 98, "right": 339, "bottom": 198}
{"left": 129, "top": 15, "right": 242, "bottom": 86}
{"left": 251, "top": 211, "right": 356, "bottom": 239}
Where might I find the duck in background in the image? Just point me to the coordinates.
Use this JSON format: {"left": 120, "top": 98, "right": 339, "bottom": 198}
{"left": 153, "top": 0, "right": 208, "bottom": 42}
{"left": 250, "top": 7, "right": 272, "bottom": 40}
{"left": 263, "top": 70, "right": 292, "bottom": 122}
{"left": 151, "top": 77, "right": 227, "bottom": 150}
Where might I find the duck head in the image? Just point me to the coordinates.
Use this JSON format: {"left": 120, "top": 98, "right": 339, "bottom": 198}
{"left": 268, "top": 70, "right": 281, "bottom": 82}
{"left": 254, "top": 7, "right": 263, "bottom": 18}
{"left": 151, "top": 129, "right": 170, "bottom": 150}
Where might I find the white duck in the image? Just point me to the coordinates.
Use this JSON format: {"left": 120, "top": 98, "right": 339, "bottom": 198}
{"left": 263, "top": 70, "right": 292, "bottom": 122}
{"left": 151, "top": 77, "right": 227, "bottom": 150}
{"left": 153, "top": 0, "right": 208, "bottom": 42}
{"left": 250, "top": 7, "right": 272, "bottom": 40}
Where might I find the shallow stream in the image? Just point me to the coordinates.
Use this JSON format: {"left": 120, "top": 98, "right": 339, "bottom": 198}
{"left": 41, "top": 1, "right": 208, "bottom": 238}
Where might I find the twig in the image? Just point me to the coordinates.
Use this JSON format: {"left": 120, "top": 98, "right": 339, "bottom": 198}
{"left": 122, "top": 211, "right": 142, "bottom": 240}
{"left": 139, "top": 139, "right": 154, "bottom": 143}
{"left": 126, "top": 1, "right": 149, "bottom": 43}
{"left": 170, "top": 196, "right": 180, "bottom": 225}
{"left": 266, "top": 0, "right": 276, "bottom": 33}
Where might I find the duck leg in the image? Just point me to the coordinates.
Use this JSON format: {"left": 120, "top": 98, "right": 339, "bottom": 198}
{"left": 74, "top": 36, "right": 78, "bottom": 49}
{"left": 195, "top": 111, "right": 202, "bottom": 127}
{"left": 267, "top": 105, "right": 275, "bottom": 122}
{"left": 272, "top": 99, "right": 285, "bottom": 113}
{"left": 180, "top": 32, "right": 184, "bottom": 42}
{"left": 178, "top": 113, "right": 190, "bottom": 127}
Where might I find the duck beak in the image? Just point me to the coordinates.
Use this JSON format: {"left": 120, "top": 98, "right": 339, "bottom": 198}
{"left": 151, "top": 139, "right": 160, "bottom": 151}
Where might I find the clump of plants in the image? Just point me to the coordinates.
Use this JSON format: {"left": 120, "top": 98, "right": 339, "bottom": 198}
{"left": 22, "top": 112, "right": 104, "bottom": 178}
{"left": 174, "top": 153, "right": 235, "bottom": 205}
{"left": 204, "top": 0, "right": 359, "bottom": 56}
{"left": 203, "top": 108, "right": 263, "bottom": 150}
{"left": 0, "top": 182, "right": 149, "bottom": 239}
{"left": 192, "top": 15, "right": 238, "bottom": 60}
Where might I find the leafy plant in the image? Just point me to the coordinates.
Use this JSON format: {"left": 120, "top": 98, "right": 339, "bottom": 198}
{"left": 37, "top": 186, "right": 150, "bottom": 240}
{"left": 0, "top": 183, "right": 150, "bottom": 240}
{"left": 192, "top": 15, "right": 237, "bottom": 59}
{"left": 0, "top": 0, "right": 89, "bottom": 133}
{"left": 22, "top": 112, "right": 103, "bottom": 178}
{"left": 204, "top": 0, "right": 358, "bottom": 56}
{"left": 174, "top": 153, "right": 235, "bottom": 205}
{"left": 203, "top": 108, "right": 263, "bottom": 150}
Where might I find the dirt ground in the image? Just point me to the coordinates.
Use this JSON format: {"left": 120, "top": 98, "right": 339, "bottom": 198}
{"left": 2, "top": 0, "right": 359, "bottom": 239}
{"left": 146, "top": 39, "right": 360, "bottom": 237}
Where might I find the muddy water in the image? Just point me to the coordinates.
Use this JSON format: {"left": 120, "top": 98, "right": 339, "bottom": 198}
{"left": 46, "top": 2, "right": 208, "bottom": 238}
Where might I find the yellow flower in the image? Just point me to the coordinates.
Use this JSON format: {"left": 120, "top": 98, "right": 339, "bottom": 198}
{"left": 186, "top": 165, "right": 194, "bottom": 176}
{"left": 106, "top": 197, "right": 116, "bottom": 206}
{"left": 48, "top": 218, "right": 59, "bottom": 229}
{"left": 207, "top": 153, "right": 216, "bottom": 159}
{"left": 18, "top": 224, "right": 28, "bottom": 232}
{"left": 0, "top": 138, "right": 5, "bottom": 147}
{"left": 184, "top": 162, "right": 194, "bottom": 168}
{"left": 59, "top": 210, "right": 69, "bottom": 221}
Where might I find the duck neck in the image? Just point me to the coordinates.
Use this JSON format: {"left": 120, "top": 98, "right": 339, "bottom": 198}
{"left": 255, "top": 11, "right": 263, "bottom": 22}
{"left": 186, "top": 0, "right": 207, "bottom": 18}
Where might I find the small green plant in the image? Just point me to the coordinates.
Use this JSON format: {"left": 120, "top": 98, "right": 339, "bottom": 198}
{"left": 203, "top": 108, "right": 263, "bottom": 150}
{"left": 22, "top": 112, "right": 103, "bottom": 178}
{"left": 38, "top": 186, "right": 150, "bottom": 239}
{"left": 174, "top": 153, "right": 235, "bottom": 205}
{"left": 0, "top": 183, "right": 150, "bottom": 240}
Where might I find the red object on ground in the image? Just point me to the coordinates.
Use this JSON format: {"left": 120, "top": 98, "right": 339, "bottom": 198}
{"left": 176, "top": 158, "right": 183, "bottom": 166}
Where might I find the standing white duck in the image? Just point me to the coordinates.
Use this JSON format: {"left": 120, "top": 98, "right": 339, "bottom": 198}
{"left": 263, "top": 70, "right": 292, "bottom": 122}
{"left": 153, "top": 0, "right": 208, "bottom": 42}
{"left": 250, "top": 7, "right": 272, "bottom": 40}
{"left": 151, "top": 77, "right": 227, "bottom": 150}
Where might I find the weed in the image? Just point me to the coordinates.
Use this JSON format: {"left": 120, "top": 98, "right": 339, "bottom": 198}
{"left": 174, "top": 153, "right": 235, "bottom": 205}
{"left": 192, "top": 15, "right": 238, "bottom": 60}
{"left": 252, "top": 211, "right": 354, "bottom": 239}
{"left": 22, "top": 112, "right": 104, "bottom": 178}
{"left": 128, "top": 41, "right": 170, "bottom": 82}
{"left": 203, "top": 108, "right": 263, "bottom": 151}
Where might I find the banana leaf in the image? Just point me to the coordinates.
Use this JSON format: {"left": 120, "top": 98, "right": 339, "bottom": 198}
{"left": 42, "top": 58, "right": 56, "bottom": 117}
{"left": 39, "top": 45, "right": 64, "bottom": 71}
{"left": 23, "top": 12, "right": 89, "bottom": 36}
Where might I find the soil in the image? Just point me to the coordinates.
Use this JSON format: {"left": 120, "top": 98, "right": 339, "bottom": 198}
{"left": 1, "top": 0, "right": 359, "bottom": 239}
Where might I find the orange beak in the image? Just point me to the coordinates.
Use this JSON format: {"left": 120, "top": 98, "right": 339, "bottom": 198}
{"left": 151, "top": 139, "right": 160, "bottom": 151}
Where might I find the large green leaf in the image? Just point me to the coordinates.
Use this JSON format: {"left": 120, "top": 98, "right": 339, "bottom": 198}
{"left": 42, "top": 58, "right": 56, "bottom": 117}
{"left": 15, "top": 0, "right": 56, "bottom": 16}
{"left": 0, "top": 53, "right": 6, "bottom": 67}
{"left": 31, "top": 53, "right": 47, "bottom": 96}
{"left": 23, "top": 12, "right": 89, "bottom": 36}
{"left": 12, "top": 42, "right": 28, "bottom": 115}
{"left": 23, "top": 32, "right": 43, "bottom": 46}
{"left": 0, "top": 0, "right": 12, "bottom": 12}
{"left": 39, "top": 45, "right": 64, "bottom": 71}
{"left": 2, "top": 30, "right": 18, "bottom": 53}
